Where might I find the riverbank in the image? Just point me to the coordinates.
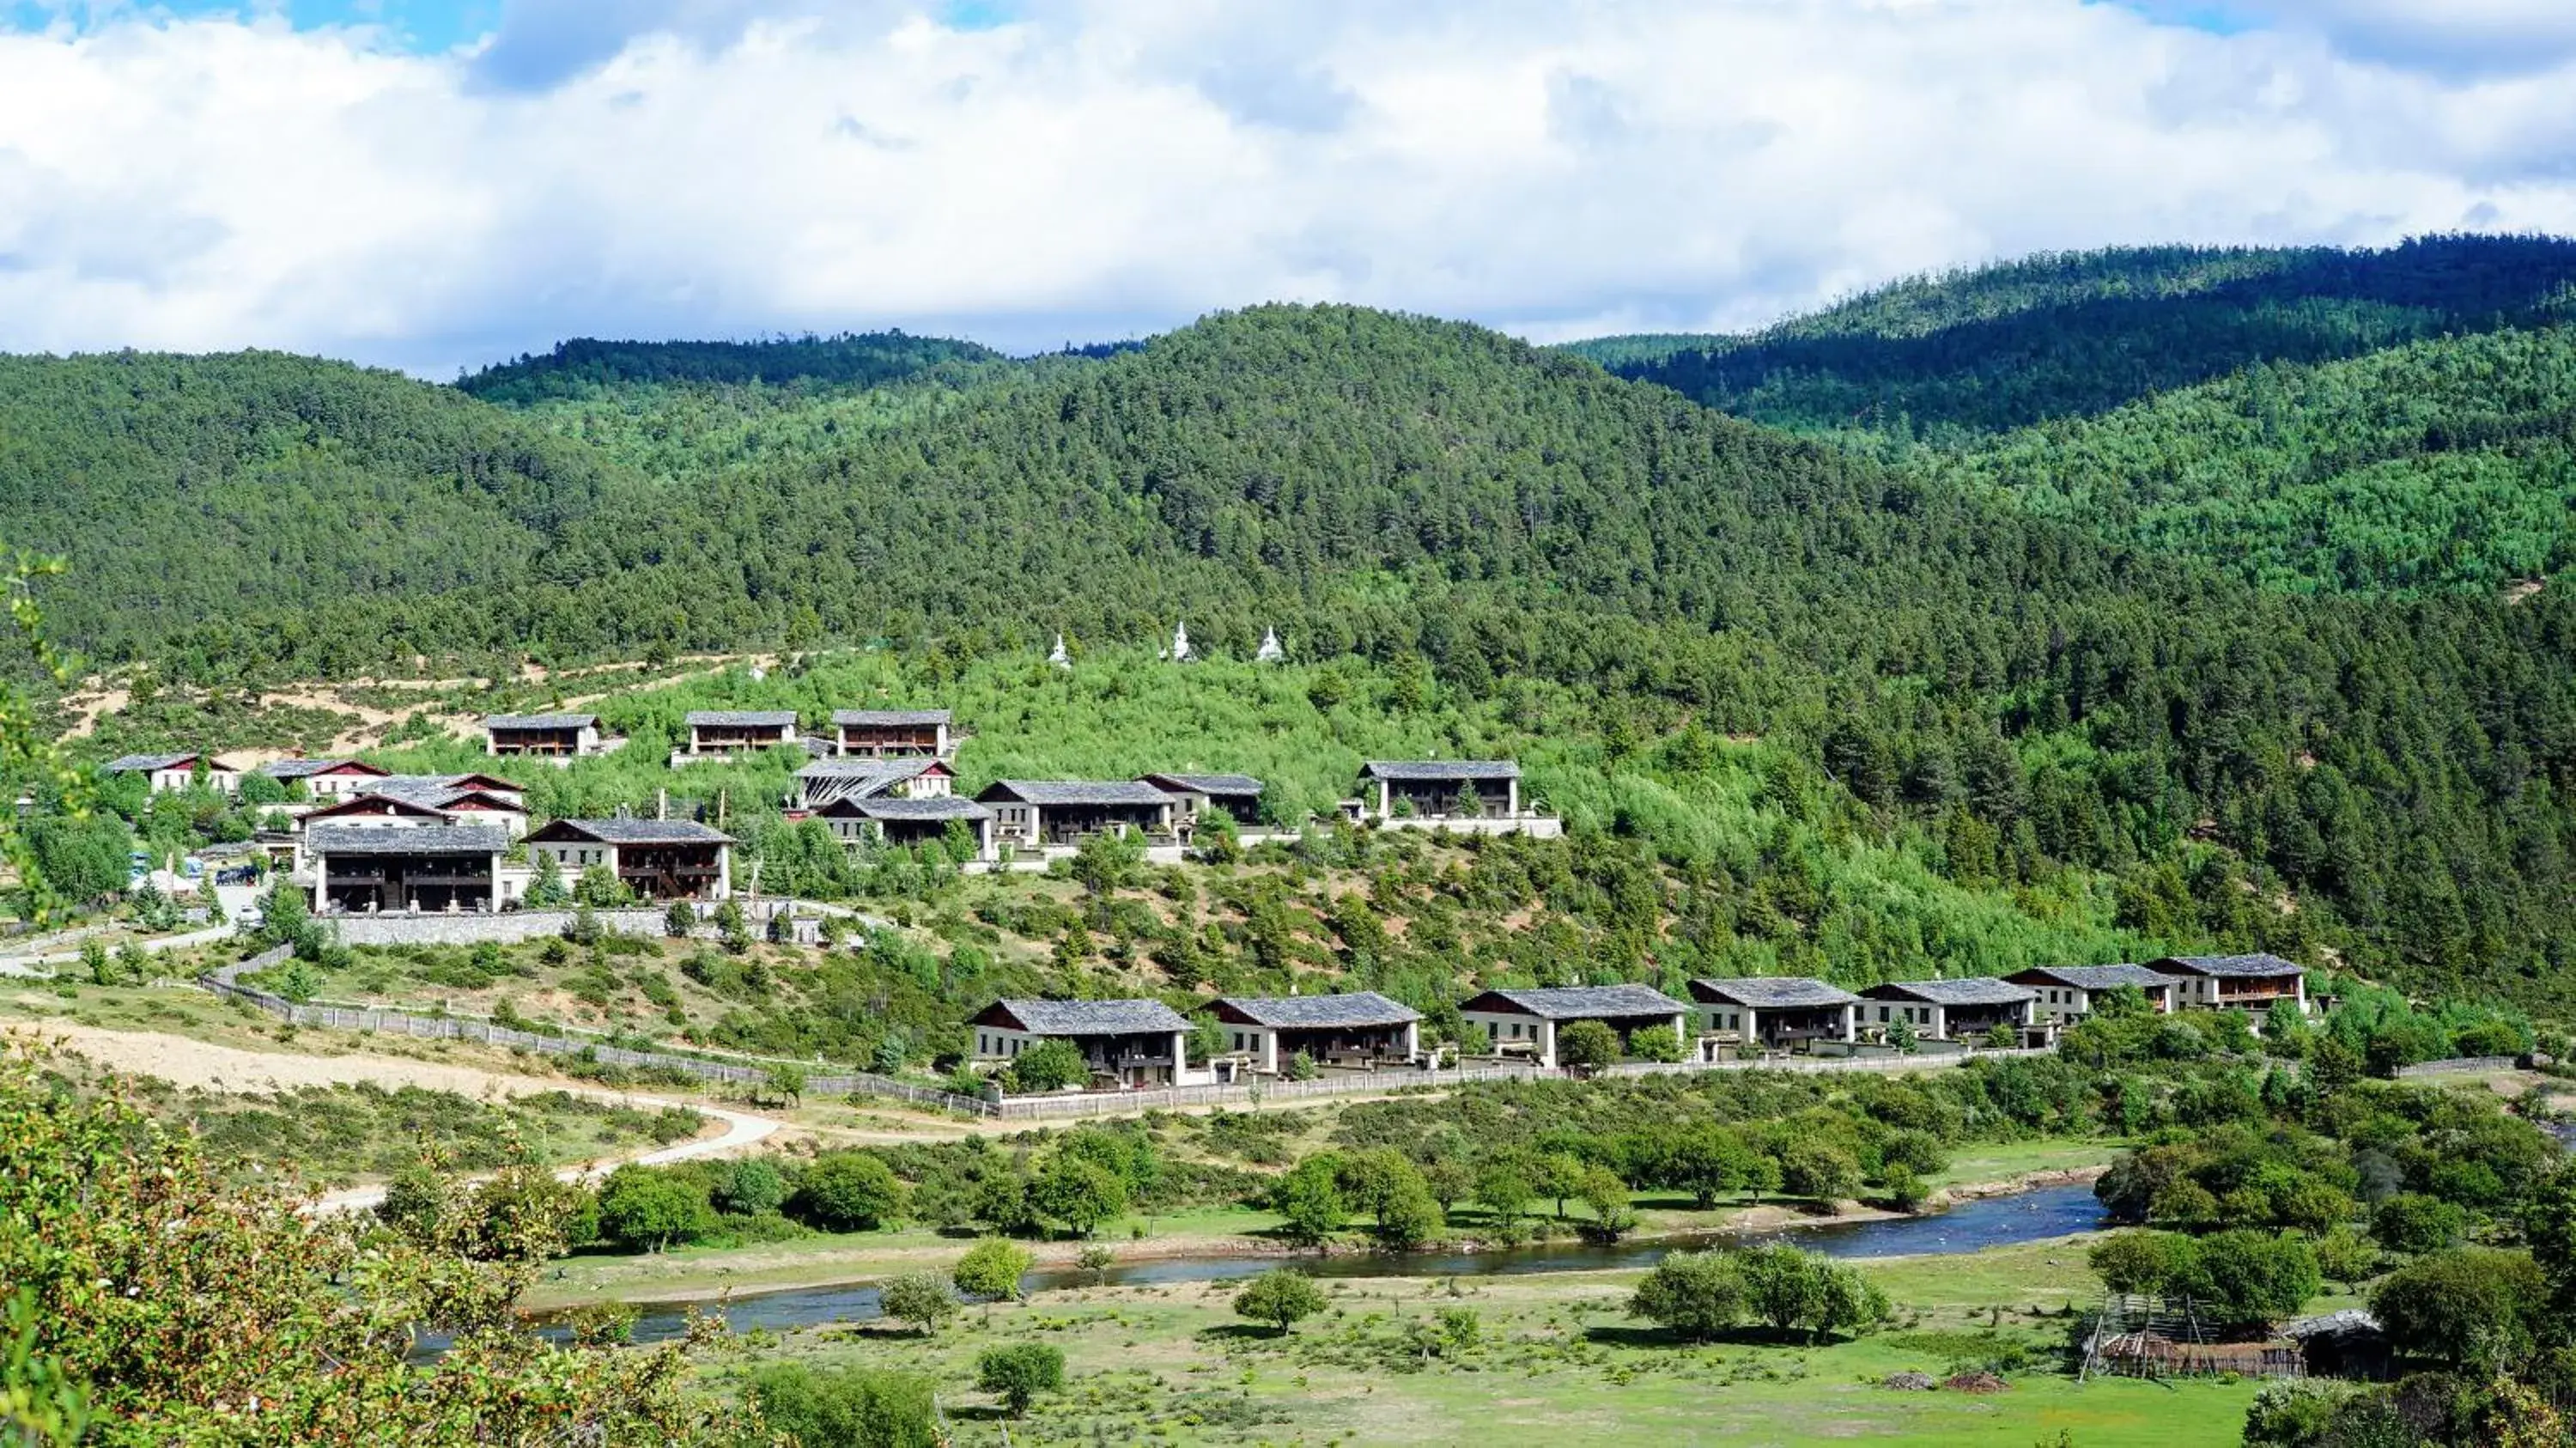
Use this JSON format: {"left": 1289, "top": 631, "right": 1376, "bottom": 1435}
{"left": 519, "top": 1157, "right": 2114, "bottom": 1311}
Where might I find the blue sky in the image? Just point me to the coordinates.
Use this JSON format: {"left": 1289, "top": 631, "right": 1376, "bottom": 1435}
{"left": 2, "top": 0, "right": 2573, "bottom": 375}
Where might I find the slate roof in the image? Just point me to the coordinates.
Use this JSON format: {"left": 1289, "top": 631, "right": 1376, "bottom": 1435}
{"left": 684, "top": 709, "right": 799, "bottom": 728}
{"left": 362, "top": 778, "right": 524, "bottom": 812}
{"left": 2012, "top": 964, "right": 2175, "bottom": 993}
{"left": 979, "top": 997, "right": 1191, "bottom": 1036}
{"left": 1462, "top": 984, "right": 1686, "bottom": 1019}
{"left": 2152, "top": 953, "right": 2306, "bottom": 979}
{"left": 797, "top": 759, "right": 937, "bottom": 803}
{"left": 1864, "top": 977, "right": 2038, "bottom": 1007}
{"left": 259, "top": 757, "right": 386, "bottom": 780}
{"left": 979, "top": 780, "right": 1176, "bottom": 807}
{"left": 832, "top": 709, "right": 951, "bottom": 727}
{"left": 1689, "top": 976, "right": 1861, "bottom": 1009}
{"left": 1213, "top": 992, "right": 1421, "bottom": 1028}
{"left": 1360, "top": 760, "right": 1520, "bottom": 782}
{"left": 852, "top": 797, "right": 991, "bottom": 821}
{"left": 1140, "top": 773, "right": 1265, "bottom": 795}
{"left": 484, "top": 713, "right": 596, "bottom": 731}
{"left": 532, "top": 818, "right": 735, "bottom": 846}
{"left": 104, "top": 753, "right": 202, "bottom": 772}
{"left": 306, "top": 824, "right": 508, "bottom": 855}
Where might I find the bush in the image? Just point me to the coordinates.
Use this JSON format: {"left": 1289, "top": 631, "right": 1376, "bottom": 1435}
{"left": 793, "top": 1153, "right": 905, "bottom": 1232}
{"left": 975, "top": 1343, "right": 1065, "bottom": 1418}
{"left": 1777, "top": 1140, "right": 1862, "bottom": 1206}
{"left": 878, "top": 1271, "right": 957, "bottom": 1335}
{"left": 2372, "top": 1194, "right": 2467, "bottom": 1256}
{"left": 1629, "top": 1250, "right": 1747, "bottom": 1342}
{"left": 2190, "top": 1230, "right": 2323, "bottom": 1334}
{"left": 952, "top": 1238, "right": 1033, "bottom": 1305}
{"left": 1626, "top": 1025, "right": 1684, "bottom": 1063}
{"left": 712, "top": 1159, "right": 787, "bottom": 1218}
{"left": 747, "top": 1363, "right": 939, "bottom": 1448}
{"left": 1030, "top": 1155, "right": 1127, "bottom": 1238}
{"left": 1233, "top": 1268, "right": 1327, "bottom": 1335}
{"left": 2370, "top": 1247, "right": 2549, "bottom": 1368}
{"left": 594, "top": 1165, "right": 715, "bottom": 1252}
{"left": 1737, "top": 1243, "right": 1890, "bottom": 1342}
{"left": 1555, "top": 1020, "right": 1619, "bottom": 1070}
{"left": 1005, "top": 1038, "right": 1090, "bottom": 1093}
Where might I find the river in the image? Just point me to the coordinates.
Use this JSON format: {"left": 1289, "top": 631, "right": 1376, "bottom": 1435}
{"left": 595, "top": 1181, "right": 2107, "bottom": 1347}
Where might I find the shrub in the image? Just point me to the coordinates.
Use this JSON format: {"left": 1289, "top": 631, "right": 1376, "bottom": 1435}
{"left": 878, "top": 1272, "right": 957, "bottom": 1335}
{"left": 2372, "top": 1194, "right": 2467, "bottom": 1256}
{"left": 1777, "top": 1139, "right": 1862, "bottom": 1206}
{"left": 1269, "top": 1154, "right": 1346, "bottom": 1247}
{"left": 952, "top": 1238, "right": 1033, "bottom": 1305}
{"left": 712, "top": 1159, "right": 787, "bottom": 1218}
{"left": 975, "top": 1343, "right": 1065, "bottom": 1418}
{"left": 2370, "top": 1247, "right": 2549, "bottom": 1368}
{"left": 747, "top": 1363, "right": 939, "bottom": 1448}
{"left": 1030, "top": 1155, "right": 1127, "bottom": 1238}
{"left": 594, "top": 1165, "right": 715, "bottom": 1253}
{"left": 1626, "top": 1025, "right": 1684, "bottom": 1063}
{"left": 1555, "top": 1020, "right": 1619, "bottom": 1070}
{"left": 1005, "top": 1038, "right": 1090, "bottom": 1093}
{"left": 1233, "top": 1269, "right": 1327, "bottom": 1335}
{"left": 1629, "top": 1250, "right": 1747, "bottom": 1342}
{"left": 794, "top": 1153, "right": 904, "bottom": 1232}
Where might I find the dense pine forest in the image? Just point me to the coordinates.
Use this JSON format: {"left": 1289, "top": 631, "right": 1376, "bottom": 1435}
{"left": 9, "top": 237, "right": 2576, "bottom": 1012}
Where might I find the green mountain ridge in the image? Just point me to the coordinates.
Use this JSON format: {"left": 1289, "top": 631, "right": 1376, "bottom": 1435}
{"left": 1570, "top": 234, "right": 2576, "bottom": 440}
{"left": 6, "top": 300, "right": 2576, "bottom": 1009}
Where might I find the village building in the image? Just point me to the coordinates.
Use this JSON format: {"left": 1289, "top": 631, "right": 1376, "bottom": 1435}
{"left": 793, "top": 757, "right": 953, "bottom": 811}
{"left": 813, "top": 795, "right": 994, "bottom": 857}
{"left": 1687, "top": 977, "right": 1860, "bottom": 1055}
{"left": 676, "top": 709, "right": 799, "bottom": 763}
{"left": 976, "top": 780, "right": 1177, "bottom": 849}
{"left": 1208, "top": 992, "right": 1421, "bottom": 1074}
{"left": 1457, "top": 984, "right": 1691, "bottom": 1069}
{"left": 2006, "top": 964, "right": 2179, "bottom": 1024}
{"left": 103, "top": 752, "right": 240, "bottom": 796}
{"left": 523, "top": 818, "right": 735, "bottom": 901}
{"left": 483, "top": 713, "right": 607, "bottom": 760}
{"left": 831, "top": 708, "right": 954, "bottom": 759}
{"left": 1860, "top": 978, "right": 2039, "bottom": 1043}
{"left": 256, "top": 758, "right": 392, "bottom": 801}
{"left": 968, "top": 997, "right": 1205, "bottom": 1088}
{"left": 307, "top": 823, "right": 506, "bottom": 915}
{"left": 1138, "top": 773, "right": 1265, "bottom": 828}
{"left": 2147, "top": 954, "right": 2308, "bottom": 1017}
{"left": 1357, "top": 759, "right": 1521, "bottom": 820}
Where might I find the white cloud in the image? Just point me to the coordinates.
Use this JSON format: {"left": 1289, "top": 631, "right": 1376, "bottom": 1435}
{"left": 1, "top": 0, "right": 2573, "bottom": 374}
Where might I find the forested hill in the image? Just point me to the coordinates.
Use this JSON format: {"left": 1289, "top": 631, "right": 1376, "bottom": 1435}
{"left": 1571, "top": 235, "right": 2576, "bottom": 441}
{"left": 9, "top": 302, "right": 2576, "bottom": 1006}
{"left": 1941, "top": 325, "right": 2576, "bottom": 594}
{"left": 454, "top": 332, "right": 1004, "bottom": 405}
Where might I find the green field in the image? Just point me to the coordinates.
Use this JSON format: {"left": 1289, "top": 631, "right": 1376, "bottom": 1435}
{"left": 732, "top": 1240, "right": 2262, "bottom": 1446}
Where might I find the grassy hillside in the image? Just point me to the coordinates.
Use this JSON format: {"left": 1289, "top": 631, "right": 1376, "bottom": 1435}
{"left": 1571, "top": 235, "right": 2576, "bottom": 441}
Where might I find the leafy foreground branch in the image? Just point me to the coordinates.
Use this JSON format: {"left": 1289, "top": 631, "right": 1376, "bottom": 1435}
{"left": 0, "top": 1039, "right": 750, "bottom": 1447}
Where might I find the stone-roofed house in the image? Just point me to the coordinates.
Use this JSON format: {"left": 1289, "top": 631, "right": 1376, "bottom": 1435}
{"left": 1861, "top": 977, "right": 2038, "bottom": 1043}
{"left": 1138, "top": 773, "right": 1266, "bottom": 828}
{"left": 1209, "top": 992, "right": 1422, "bottom": 1074}
{"left": 1349, "top": 760, "right": 1562, "bottom": 837}
{"left": 677, "top": 709, "right": 799, "bottom": 762}
{"left": 2147, "top": 953, "right": 2308, "bottom": 1017}
{"left": 1687, "top": 977, "right": 1859, "bottom": 1054}
{"left": 813, "top": 794, "right": 993, "bottom": 858}
{"left": 1456, "top": 983, "right": 1690, "bottom": 1069}
{"left": 976, "top": 780, "right": 1177, "bottom": 849}
{"left": 307, "top": 823, "right": 507, "bottom": 915}
{"left": 257, "top": 757, "right": 392, "bottom": 801}
{"left": 103, "top": 752, "right": 240, "bottom": 796}
{"left": 523, "top": 818, "right": 734, "bottom": 901}
{"left": 968, "top": 997, "right": 1206, "bottom": 1088}
{"left": 831, "top": 708, "right": 954, "bottom": 760}
{"left": 793, "top": 757, "right": 954, "bottom": 811}
{"left": 2005, "top": 964, "right": 2179, "bottom": 1024}
{"left": 483, "top": 713, "right": 606, "bottom": 760}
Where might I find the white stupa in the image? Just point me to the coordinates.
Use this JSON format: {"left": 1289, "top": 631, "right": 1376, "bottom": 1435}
{"left": 1255, "top": 625, "right": 1285, "bottom": 663}
{"left": 1048, "top": 632, "right": 1071, "bottom": 668}
{"left": 1170, "top": 621, "right": 1191, "bottom": 663}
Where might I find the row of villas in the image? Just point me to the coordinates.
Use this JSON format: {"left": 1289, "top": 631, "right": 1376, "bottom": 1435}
{"left": 973, "top": 956, "right": 2311, "bottom": 1087}
{"left": 480, "top": 709, "right": 955, "bottom": 767}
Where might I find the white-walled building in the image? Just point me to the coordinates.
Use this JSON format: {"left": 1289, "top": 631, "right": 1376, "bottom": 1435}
{"left": 968, "top": 997, "right": 1206, "bottom": 1088}
{"left": 1457, "top": 984, "right": 1690, "bottom": 1068}
{"left": 1208, "top": 992, "right": 1421, "bottom": 1074}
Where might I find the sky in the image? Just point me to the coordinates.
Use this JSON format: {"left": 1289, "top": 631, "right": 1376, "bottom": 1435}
{"left": 2, "top": 1, "right": 2574, "bottom": 377}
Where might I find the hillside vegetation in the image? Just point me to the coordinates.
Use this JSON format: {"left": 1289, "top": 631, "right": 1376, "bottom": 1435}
{"left": 1573, "top": 234, "right": 2576, "bottom": 439}
{"left": 12, "top": 295, "right": 2576, "bottom": 1007}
